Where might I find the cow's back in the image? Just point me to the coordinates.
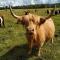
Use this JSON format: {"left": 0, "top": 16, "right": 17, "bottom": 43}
{"left": 44, "top": 18, "right": 55, "bottom": 39}
{"left": 37, "top": 18, "right": 55, "bottom": 42}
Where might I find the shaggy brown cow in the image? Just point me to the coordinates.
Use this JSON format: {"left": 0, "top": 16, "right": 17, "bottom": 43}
{"left": 26, "top": 14, "right": 55, "bottom": 56}
{"left": 9, "top": 6, "right": 55, "bottom": 56}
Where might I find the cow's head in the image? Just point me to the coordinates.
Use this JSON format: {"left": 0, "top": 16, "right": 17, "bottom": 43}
{"left": 26, "top": 20, "right": 37, "bottom": 36}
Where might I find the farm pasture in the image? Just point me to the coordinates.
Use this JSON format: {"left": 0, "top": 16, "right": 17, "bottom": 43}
{"left": 0, "top": 8, "right": 60, "bottom": 60}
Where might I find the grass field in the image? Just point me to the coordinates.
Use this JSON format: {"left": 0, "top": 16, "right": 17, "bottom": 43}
{"left": 0, "top": 8, "right": 60, "bottom": 60}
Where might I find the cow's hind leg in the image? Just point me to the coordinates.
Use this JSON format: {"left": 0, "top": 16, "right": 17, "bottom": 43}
{"left": 51, "top": 38, "right": 53, "bottom": 44}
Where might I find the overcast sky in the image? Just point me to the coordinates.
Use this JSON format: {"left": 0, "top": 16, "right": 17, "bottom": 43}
{"left": 0, "top": 0, "right": 60, "bottom": 7}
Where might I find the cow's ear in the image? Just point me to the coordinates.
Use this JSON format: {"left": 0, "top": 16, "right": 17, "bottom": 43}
{"left": 39, "top": 18, "right": 46, "bottom": 25}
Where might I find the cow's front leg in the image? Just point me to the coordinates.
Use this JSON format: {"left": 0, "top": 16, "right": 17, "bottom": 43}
{"left": 28, "top": 40, "right": 33, "bottom": 55}
{"left": 37, "top": 42, "right": 44, "bottom": 57}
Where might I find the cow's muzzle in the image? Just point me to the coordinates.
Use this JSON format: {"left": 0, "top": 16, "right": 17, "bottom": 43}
{"left": 26, "top": 29, "right": 34, "bottom": 35}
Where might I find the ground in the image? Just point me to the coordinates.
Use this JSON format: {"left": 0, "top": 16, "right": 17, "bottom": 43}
{"left": 0, "top": 8, "right": 60, "bottom": 60}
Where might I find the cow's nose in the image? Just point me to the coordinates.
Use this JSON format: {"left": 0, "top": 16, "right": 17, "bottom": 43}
{"left": 31, "top": 29, "right": 34, "bottom": 31}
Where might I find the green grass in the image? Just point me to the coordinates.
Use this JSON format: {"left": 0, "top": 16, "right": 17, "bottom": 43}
{"left": 0, "top": 8, "right": 60, "bottom": 60}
